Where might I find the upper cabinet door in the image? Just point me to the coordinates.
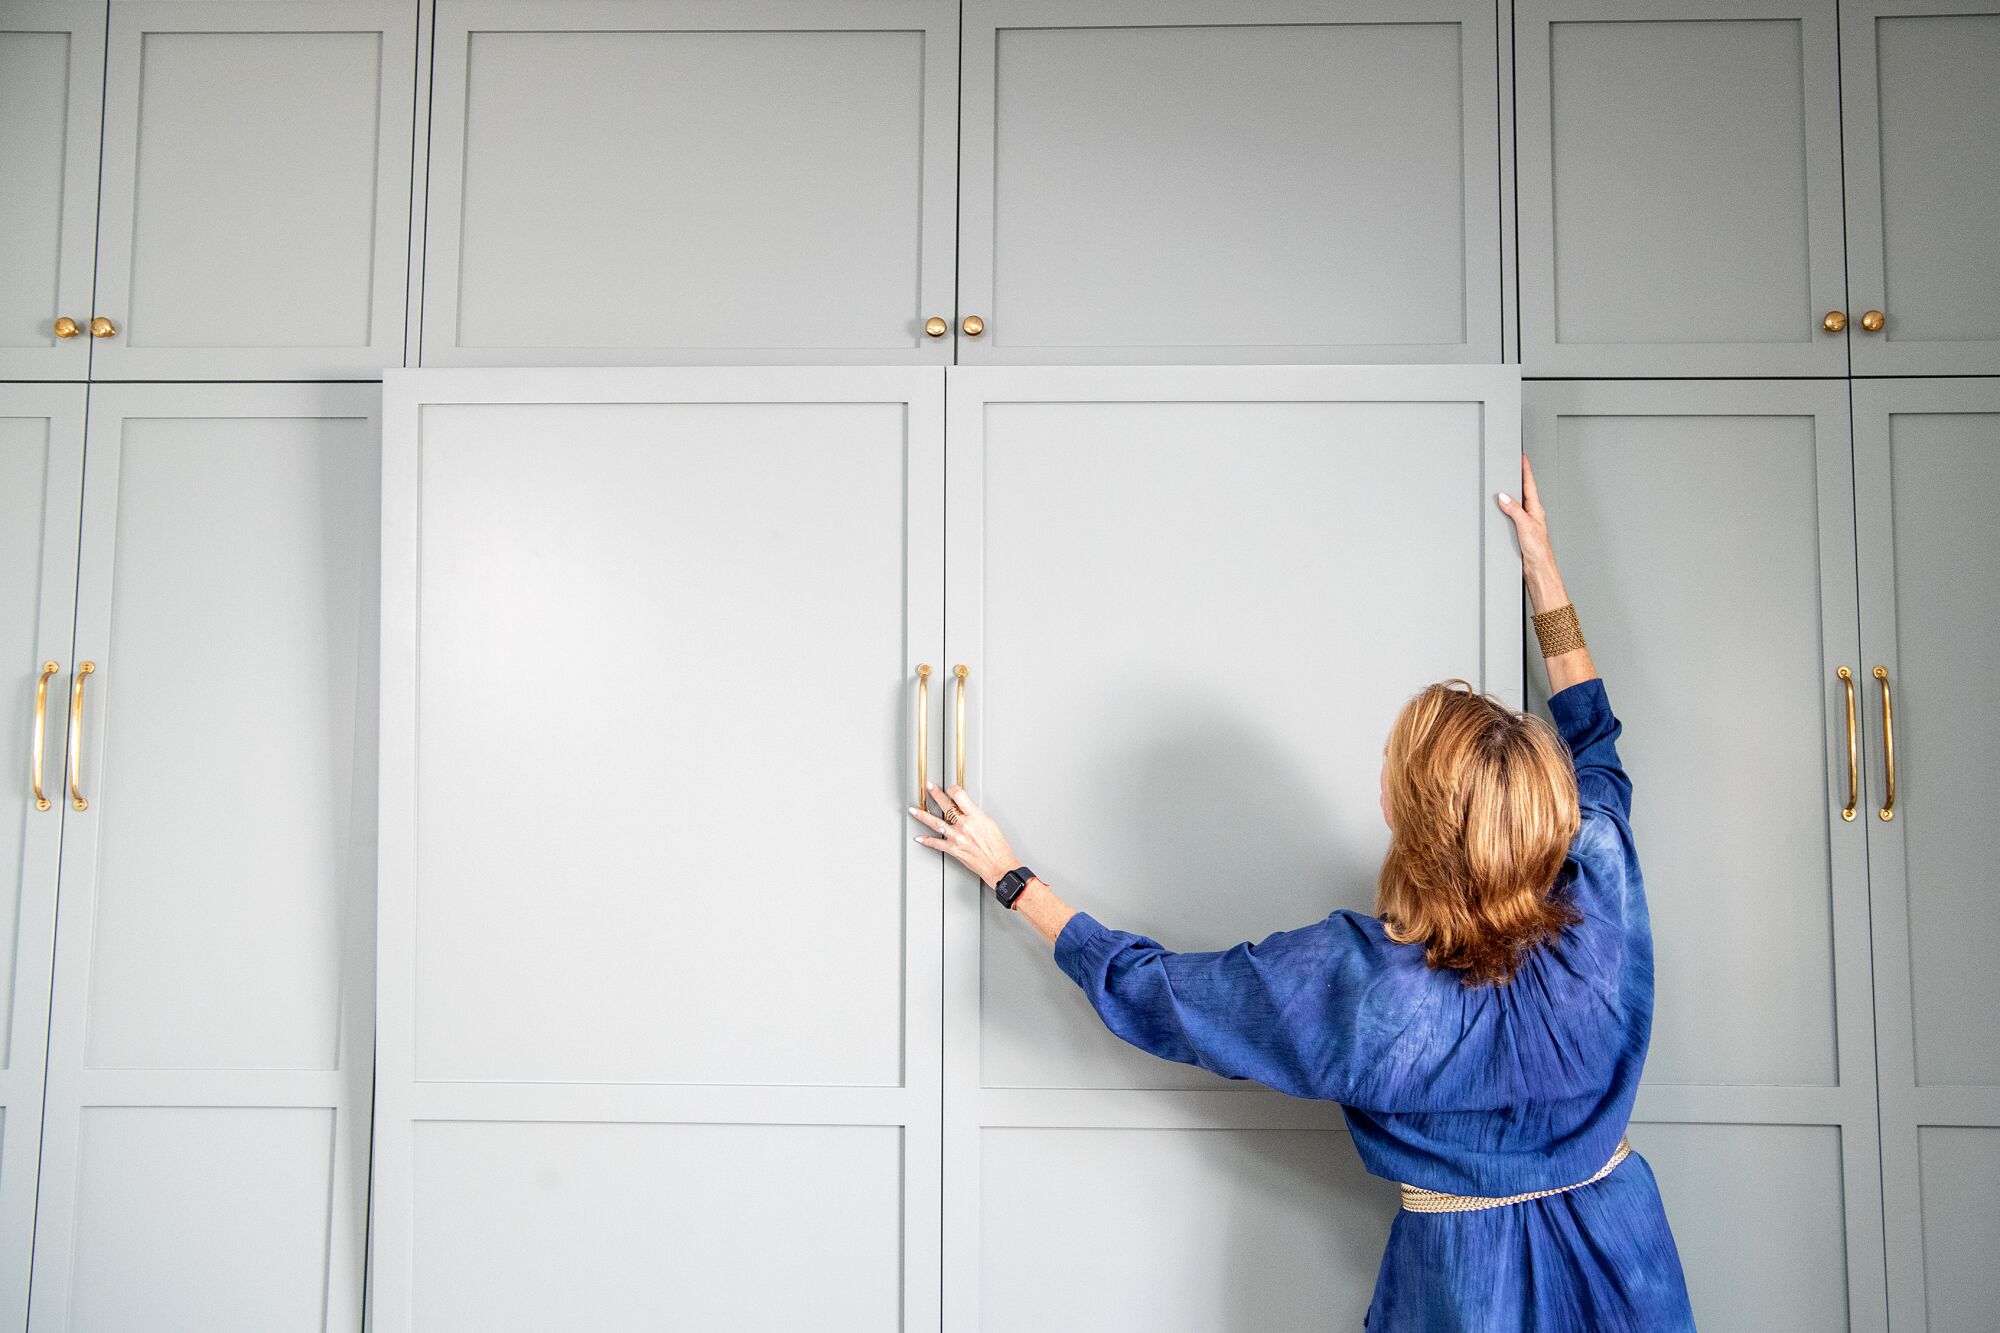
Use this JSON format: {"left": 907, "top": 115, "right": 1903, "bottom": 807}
{"left": 955, "top": 0, "right": 1502, "bottom": 364}
{"left": 420, "top": 0, "right": 959, "bottom": 367}
{"left": 1839, "top": 4, "right": 2000, "bottom": 376}
{"left": 85, "top": 1, "right": 417, "bottom": 380}
{"left": 1517, "top": 0, "right": 1849, "bottom": 376}
{"left": 0, "top": 4, "right": 104, "bottom": 382}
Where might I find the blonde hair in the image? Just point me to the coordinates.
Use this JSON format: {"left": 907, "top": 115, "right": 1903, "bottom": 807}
{"left": 1375, "top": 679, "right": 1582, "bottom": 987}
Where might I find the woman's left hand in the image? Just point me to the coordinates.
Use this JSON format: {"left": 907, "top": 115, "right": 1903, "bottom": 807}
{"left": 909, "top": 783, "right": 1020, "bottom": 889}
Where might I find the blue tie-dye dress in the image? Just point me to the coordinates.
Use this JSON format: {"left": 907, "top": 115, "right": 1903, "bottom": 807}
{"left": 1051, "top": 677, "right": 1698, "bottom": 1331}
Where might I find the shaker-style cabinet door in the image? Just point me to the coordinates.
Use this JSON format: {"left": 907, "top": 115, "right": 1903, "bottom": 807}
{"left": 942, "top": 366, "right": 1520, "bottom": 1330}
{"left": 1851, "top": 379, "right": 2000, "bottom": 1333}
{"left": 0, "top": 385, "right": 84, "bottom": 1329}
{"left": 419, "top": 1, "right": 959, "bottom": 366}
{"left": 370, "top": 367, "right": 944, "bottom": 1333}
{"left": 0, "top": 4, "right": 104, "bottom": 381}
{"left": 954, "top": 0, "right": 1502, "bottom": 364}
{"left": 85, "top": 2, "right": 417, "bottom": 380}
{"left": 1524, "top": 382, "right": 1886, "bottom": 1332}
{"left": 1839, "top": 5, "right": 2000, "bottom": 376}
{"left": 28, "top": 383, "right": 379, "bottom": 1333}
{"left": 1517, "top": 0, "right": 1850, "bottom": 377}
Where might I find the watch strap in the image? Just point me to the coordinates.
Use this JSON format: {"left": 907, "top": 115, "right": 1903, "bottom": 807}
{"left": 994, "top": 865, "right": 1035, "bottom": 909}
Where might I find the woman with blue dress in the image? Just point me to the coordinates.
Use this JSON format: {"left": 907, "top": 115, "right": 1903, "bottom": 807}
{"left": 909, "top": 456, "right": 1699, "bottom": 1332}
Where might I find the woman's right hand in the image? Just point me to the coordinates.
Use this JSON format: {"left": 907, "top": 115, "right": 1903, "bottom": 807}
{"left": 1496, "top": 453, "right": 1557, "bottom": 581}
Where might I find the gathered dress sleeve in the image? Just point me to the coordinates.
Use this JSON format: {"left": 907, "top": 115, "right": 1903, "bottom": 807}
{"left": 1051, "top": 907, "right": 1418, "bottom": 1104}
{"left": 1543, "top": 676, "right": 1652, "bottom": 996}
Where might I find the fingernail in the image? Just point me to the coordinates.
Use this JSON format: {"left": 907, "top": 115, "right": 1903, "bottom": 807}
{"left": 1498, "top": 492, "right": 1513, "bottom": 505}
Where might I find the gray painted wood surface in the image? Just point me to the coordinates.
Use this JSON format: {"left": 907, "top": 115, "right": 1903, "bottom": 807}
{"left": 1852, "top": 378, "right": 2000, "bottom": 1333}
{"left": 419, "top": 0, "right": 960, "bottom": 367}
{"left": 0, "top": 385, "right": 84, "bottom": 1329}
{"left": 956, "top": 0, "right": 1502, "bottom": 364}
{"left": 943, "top": 365, "right": 1520, "bottom": 1329}
{"left": 0, "top": 5, "right": 102, "bottom": 382}
{"left": 28, "top": 383, "right": 378, "bottom": 1333}
{"left": 1524, "top": 380, "right": 1886, "bottom": 1332}
{"left": 85, "top": 2, "right": 416, "bottom": 380}
{"left": 371, "top": 366, "right": 946, "bottom": 1331}
{"left": 1839, "top": 4, "right": 2000, "bottom": 377}
{"left": 1516, "top": 0, "right": 1850, "bottom": 377}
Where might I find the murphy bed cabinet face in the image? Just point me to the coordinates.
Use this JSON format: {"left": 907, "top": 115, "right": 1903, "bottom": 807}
{"left": 0, "top": 385, "right": 85, "bottom": 1329}
{"left": 1851, "top": 379, "right": 2000, "bottom": 1332}
{"left": 370, "top": 364, "right": 1520, "bottom": 1333}
{"left": 955, "top": 0, "right": 1503, "bottom": 364}
{"left": 1523, "top": 381, "right": 1887, "bottom": 1332}
{"left": 26, "top": 383, "right": 378, "bottom": 1333}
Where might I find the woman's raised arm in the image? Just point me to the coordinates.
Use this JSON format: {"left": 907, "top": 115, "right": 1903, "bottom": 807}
{"left": 1498, "top": 454, "right": 1596, "bottom": 696}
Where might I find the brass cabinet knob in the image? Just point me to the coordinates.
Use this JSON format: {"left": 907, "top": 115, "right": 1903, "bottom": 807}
{"left": 924, "top": 316, "right": 948, "bottom": 338}
{"left": 89, "top": 316, "right": 117, "bottom": 338}
{"left": 1821, "top": 310, "right": 1847, "bottom": 333}
{"left": 1860, "top": 309, "right": 1885, "bottom": 333}
{"left": 53, "top": 316, "right": 80, "bottom": 338}
{"left": 961, "top": 314, "right": 985, "bottom": 337}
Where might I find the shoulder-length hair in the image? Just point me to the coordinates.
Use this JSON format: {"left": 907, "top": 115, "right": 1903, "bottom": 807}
{"left": 1375, "top": 679, "right": 1582, "bottom": 988}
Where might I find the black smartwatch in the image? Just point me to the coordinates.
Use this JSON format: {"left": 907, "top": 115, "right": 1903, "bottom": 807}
{"left": 993, "top": 865, "right": 1037, "bottom": 910}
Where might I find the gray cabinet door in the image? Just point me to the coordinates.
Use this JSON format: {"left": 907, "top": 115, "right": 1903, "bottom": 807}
{"left": 943, "top": 366, "right": 1520, "bottom": 1330}
{"left": 1851, "top": 379, "right": 2000, "bottom": 1333}
{"left": 85, "top": 2, "right": 416, "bottom": 380}
{"left": 0, "top": 385, "right": 84, "bottom": 1329}
{"left": 1516, "top": 0, "right": 1850, "bottom": 377}
{"left": 955, "top": 0, "right": 1502, "bottom": 364}
{"left": 1524, "top": 382, "right": 1886, "bottom": 1332}
{"left": 28, "top": 384, "right": 379, "bottom": 1333}
{"left": 419, "top": 0, "right": 958, "bottom": 367}
{"left": 0, "top": 3, "right": 103, "bottom": 382}
{"left": 1839, "top": 5, "right": 2000, "bottom": 377}
{"left": 370, "top": 367, "right": 944, "bottom": 1332}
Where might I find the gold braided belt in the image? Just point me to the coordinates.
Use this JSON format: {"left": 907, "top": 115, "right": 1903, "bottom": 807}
{"left": 1398, "top": 1135, "right": 1632, "bottom": 1214}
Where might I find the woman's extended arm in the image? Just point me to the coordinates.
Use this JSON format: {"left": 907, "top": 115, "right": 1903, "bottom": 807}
{"left": 1498, "top": 454, "right": 1596, "bottom": 695}
{"left": 909, "top": 781, "right": 1077, "bottom": 946}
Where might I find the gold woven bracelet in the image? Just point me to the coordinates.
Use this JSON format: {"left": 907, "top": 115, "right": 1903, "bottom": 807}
{"left": 1532, "top": 603, "right": 1587, "bottom": 658}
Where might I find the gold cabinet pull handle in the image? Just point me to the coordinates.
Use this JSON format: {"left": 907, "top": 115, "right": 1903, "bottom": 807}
{"left": 1837, "top": 667, "right": 1857, "bottom": 822}
{"left": 1860, "top": 309, "right": 1886, "bottom": 333}
{"left": 32, "top": 661, "right": 60, "bottom": 811}
{"left": 88, "top": 316, "right": 116, "bottom": 338}
{"left": 960, "top": 315, "right": 985, "bottom": 337}
{"left": 924, "top": 316, "right": 948, "bottom": 338}
{"left": 916, "top": 664, "right": 932, "bottom": 808}
{"left": 1874, "top": 666, "right": 1896, "bottom": 820}
{"left": 953, "top": 664, "right": 968, "bottom": 789}
{"left": 67, "top": 660, "right": 94, "bottom": 811}
{"left": 1821, "top": 310, "right": 1848, "bottom": 333}
{"left": 53, "top": 317, "right": 80, "bottom": 339}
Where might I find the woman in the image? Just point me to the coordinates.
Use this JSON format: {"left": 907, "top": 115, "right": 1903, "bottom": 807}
{"left": 908, "top": 457, "right": 1697, "bottom": 1332}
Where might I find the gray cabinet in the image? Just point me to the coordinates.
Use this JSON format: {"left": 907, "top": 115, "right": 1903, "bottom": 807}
{"left": 1524, "top": 381, "right": 1887, "bottom": 1332}
{"left": 1516, "top": 0, "right": 1850, "bottom": 377}
{"left": 955, "top": 0, "right": 1502, "bottom": 364}
{"left": 0, "top": 385, "right": 84, "bottom": 1328}
{"left": 26, "top": 383, "right": 378, "bottom": 1333}
{"left": 418, "top": 0, "right": 960, "bottom": 367}
{"left": 1852, "top": 379, "right": 2000, "bottom": 1332}
{"left": 1838, "top": 5, "right": 2000, "bottom": 377}
{"left": 82, "top": 1, "right": 416, "bottom": 380}
{"left": 0, "top": 4, "right": 104, "bottom": 381}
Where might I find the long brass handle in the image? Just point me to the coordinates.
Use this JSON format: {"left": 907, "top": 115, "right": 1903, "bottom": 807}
{"left": 1837, "top": 667, "right": 1857, "bottom": 822}
{"left": 916, "top": 664, "right": 931, "bottom": 808}
{"left": 1874, "top": 666, "right": 1895, "bottom": 821}
{"left": 67, "top": 661, "right": 94, "bottom": 811}
{"left": 953, "top": 664, "right": 968, "bottom": 789}
{"left": 32, "top": 661, "right": 59, "bottom": 811}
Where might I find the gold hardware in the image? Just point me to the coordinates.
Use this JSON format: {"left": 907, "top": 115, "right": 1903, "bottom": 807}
{"left": 1860, "top": 309, "right": 1885, "bottom": 333}
{"left": 32, "top": 661, "right": 59, "bottom": 811}
{"left": 1874, "top": 666, "right": 1895, "bottom": 820}
{"left": 67, "top": 661, "right": 94, "bottom": 811}
{"left": 1837, "top": 667, "right": 1857, "bottom": 822}
{"left": 953, "top": 664, "right": 968, "bottom": 789}
{"left": 961, "top": 315, "right": 985, "bottom": 337}
{"left": 53, "top": 317, "right": 79, "bottom": 339}
{"left": 916, "top": 664, "right": 931, "bottom": 809}
{"left": 1821, "top": 311, "right": 1847, "bottom": 333}
{"left": 88, "top": 316, "right": 116, "bottom": 338}
{"left": 924, "top": 316, "right": 948, "bottom": 338}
